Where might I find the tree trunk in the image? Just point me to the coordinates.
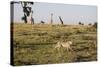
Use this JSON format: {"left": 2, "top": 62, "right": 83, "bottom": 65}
{"left": 59, "top": 16, "right": 64, "bottom": 25}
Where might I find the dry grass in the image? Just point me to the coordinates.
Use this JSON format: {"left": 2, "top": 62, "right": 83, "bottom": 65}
{"left": 12, "top": 23, "right": 97, "bottom": 65}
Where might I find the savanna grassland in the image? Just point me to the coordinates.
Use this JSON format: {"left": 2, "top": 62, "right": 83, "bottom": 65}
{"left": 12, "top": 23, "right": 97, "bottom": 65}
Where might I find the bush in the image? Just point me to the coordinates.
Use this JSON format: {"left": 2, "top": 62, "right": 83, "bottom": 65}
{"left": 93, "top": 22, "right": 97, "bottom": 28}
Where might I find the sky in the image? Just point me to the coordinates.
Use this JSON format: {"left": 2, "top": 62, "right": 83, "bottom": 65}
{"left": 13, "top": 2, "right": 97, "bottom": 25}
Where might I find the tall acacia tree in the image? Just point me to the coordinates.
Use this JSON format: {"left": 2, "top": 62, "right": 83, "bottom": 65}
{"left": 21, "top": 1, "right": 34, "bottom": 24}
{"left": 11, "top": 1, "right": 34, "bottom": 24}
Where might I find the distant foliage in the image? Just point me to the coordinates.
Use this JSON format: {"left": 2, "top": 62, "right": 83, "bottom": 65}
{"left": 41, "top": 21, "right": 45, "bottom": 24}
{"left": 93, "top": 22, "right": 97, "bottom": 28}
{"left": 78, "top": 22, "right": 81, "bottom": 25}
{"left": 78, "top": 22, "right": 84, "bottom": 25}
{"left": 88, "top": 23, "right": 92, "bottom": 26}
{"left": 81, "top": 23, "right": 84, "bottom": 25}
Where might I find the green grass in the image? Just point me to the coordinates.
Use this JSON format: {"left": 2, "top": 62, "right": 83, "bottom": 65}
{"left": 12, "top": 23, "right": 97, "bottom": 65}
